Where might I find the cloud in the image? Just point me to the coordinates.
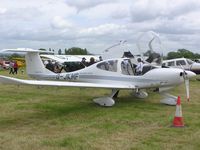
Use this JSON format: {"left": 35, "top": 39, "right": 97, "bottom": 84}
{"left": 0, "top": 8, "right": 7, "bottom": 14}
{"left": 65, "top": 0, "right": 110, "bottom": 11}
{"left": 154, "top": 19, "right": 198, "bottom": 35}
{"left": 1, "top": 0, "right": 200, "bottom": 54}
{"left": 79, "top": 24, "right": 126, "bottom": 36}
{"left": 79, "top": 2, "right": 130, "bottom": 22}
{"left": 51, "top": 16, "right": 74, "bottom": 29}
{"left": 130, "top": 0, "right": 200, "bottom": 22}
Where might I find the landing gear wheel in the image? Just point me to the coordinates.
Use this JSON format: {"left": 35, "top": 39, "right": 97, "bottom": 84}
{"left": 93, "top": 97, "right": 115, "bottom": 107}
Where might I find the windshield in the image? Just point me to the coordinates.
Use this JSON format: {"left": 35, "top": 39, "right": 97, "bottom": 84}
{"left": 97, "top": 60, "right": 118, "bottom": 72}
{"left": 121, "top": 59, "right": 134, "bottom": 75}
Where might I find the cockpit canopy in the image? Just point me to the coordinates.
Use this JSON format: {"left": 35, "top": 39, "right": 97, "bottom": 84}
{"left": 96, "top": 59, "right": 134, "bottom": 75}
{"left": 97, "top": 60, "right": 118, "bottom": 72}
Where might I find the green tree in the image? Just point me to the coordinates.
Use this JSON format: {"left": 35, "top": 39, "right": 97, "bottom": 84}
{"left": 65, "top": 47, "right": 89, "bottom": 55}
{"left": 64, "top": 48, "right": 67, "bottom": 54}
{"left": 38, "top": 48, "right": 46, "bottom": 51}
{"left": 177, "top": 49, "right": 194, "bottom": 58}
{"left": 8, "top": 53, "right": 24, "bottom": 60}
{"left": 58, "top": 49, "right": 62, "bottom": 55}
{"left": 194, "top": 53, "right": 200, "bottom": 59}
{"left": 167, "top": 51, "right": 182, "bottom": 59}
{"left": 167, "top": 49, "right": 200, "bottom": 59}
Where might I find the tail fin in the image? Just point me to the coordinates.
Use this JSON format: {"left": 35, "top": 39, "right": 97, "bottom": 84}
{"left": 25, "top": 52, "right": 55, "bottom": 76}
{"left": 1, "top": 48, "right": 56, "bottom": 77}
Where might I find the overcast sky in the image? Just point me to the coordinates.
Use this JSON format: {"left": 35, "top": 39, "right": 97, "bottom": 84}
{"left": 0, "top": 0, "right": 200, "bottom": 55}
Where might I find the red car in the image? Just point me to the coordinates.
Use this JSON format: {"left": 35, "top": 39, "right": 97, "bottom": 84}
{"left": 0, "top": 61, "right": 10, "bottom": 69}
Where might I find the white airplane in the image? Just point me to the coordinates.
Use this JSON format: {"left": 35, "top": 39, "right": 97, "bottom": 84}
{"left": 0, "top": 48, "right": 196, "bottom": 106}
{"left": 162, "top": 58, "right": 200, "bottom": 74}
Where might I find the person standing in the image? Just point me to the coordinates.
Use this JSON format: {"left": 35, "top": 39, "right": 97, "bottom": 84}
{"left": 88, "top": 57, "right": 95, "bottom": 66}
{"left": 80, "top": 57, "right": 88, "bottom": 68}
{"left": 46, "top": 60, "right": 54, "bottom": 72}
{"left": 136, "top": 58, "right": 144, "bottom": 75}
{"left": 99, "top": 56, "right": 103, "bottom": 61}
{"left": 9, "top": 61, "right": 14, "bottom": 74}
{"left": 13, "top": 61, "right": 18, "bottom": 74}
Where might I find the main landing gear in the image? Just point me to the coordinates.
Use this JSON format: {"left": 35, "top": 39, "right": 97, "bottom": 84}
{"left": 134, "top": 89, "right": 148, "bottom": 99}
{"left": 93, "top": 89, "right": 177, "bottom": 106}
{"left": 93, "top": 89, "right": 119, "bottom": 107}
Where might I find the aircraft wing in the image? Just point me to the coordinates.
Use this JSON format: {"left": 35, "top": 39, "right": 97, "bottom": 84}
{"left": 0, "top": 75, "right": 135, "bottom": 89}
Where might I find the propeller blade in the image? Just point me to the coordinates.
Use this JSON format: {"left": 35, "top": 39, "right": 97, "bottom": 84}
{"left": 185, "top": 78, "right": 190, "bottom": 101}
{"left": 179, "top": 64, "right": 190, "bottom": 101}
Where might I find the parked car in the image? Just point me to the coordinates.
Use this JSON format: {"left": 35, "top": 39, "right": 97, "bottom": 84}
{"left": 0, "top": 60, "right": 10, "bottom": 69}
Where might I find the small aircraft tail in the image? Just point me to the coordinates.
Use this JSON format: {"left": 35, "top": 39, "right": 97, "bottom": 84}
{"left": 1, "top": 48, "right": 56, "bottom": 78}
{"left": 25, "top": 51, "right": 56, "bottom": 77}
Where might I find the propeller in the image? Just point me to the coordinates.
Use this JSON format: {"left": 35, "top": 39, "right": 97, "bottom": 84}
{"left": 179, "top": 65, "right": 190, "bottom": 101}
{"left": 185, "top": 77, "right": 190, "bottom": 101}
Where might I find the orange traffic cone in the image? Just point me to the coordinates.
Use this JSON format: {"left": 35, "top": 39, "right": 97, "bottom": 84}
{"left": 172, "top": 96, "right": 184, "bottom": 127}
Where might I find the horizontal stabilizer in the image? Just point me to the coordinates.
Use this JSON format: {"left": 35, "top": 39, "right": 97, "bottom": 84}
{"left": 0, "top": 48, "right": 54, "bottom": 54}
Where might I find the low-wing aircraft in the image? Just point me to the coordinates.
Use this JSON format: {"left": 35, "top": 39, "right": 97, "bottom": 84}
{"left": 162, "top": 58, "right": 200, "bottom": 74}
{"left": 0, "top": 48, "right": 196, "bottom": 106}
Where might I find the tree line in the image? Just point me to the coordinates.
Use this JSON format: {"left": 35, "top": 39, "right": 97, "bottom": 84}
{"left": 39, "top": 47, "right": 90, "bottom": 55}
{"left": 166, "top": 49, "right": 200, "bottom": 59}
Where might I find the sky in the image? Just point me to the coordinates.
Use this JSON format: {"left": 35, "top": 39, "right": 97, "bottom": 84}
{"left": 0, "top": 0, "right": 200, "bottom": 55}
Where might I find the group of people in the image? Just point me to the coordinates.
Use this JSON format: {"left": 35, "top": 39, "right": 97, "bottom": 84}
{"left": 45, "top": 60, "right": 63, "bottom": 73}
{"left": 81, "top": 56, "right": 103, "bottom": 67}
{"left": 44, "top": 56, "right": 103, "bottom": 73}
{"left": 9, "top": 61, "right": 19, "bottom": 74}
{"left": 80, "top": 57, "right": 96, "bottom": 68}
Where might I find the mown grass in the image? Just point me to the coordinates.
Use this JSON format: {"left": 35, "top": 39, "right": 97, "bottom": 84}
{"left": 0, "top": 69, "right": 200, "bottom": 150}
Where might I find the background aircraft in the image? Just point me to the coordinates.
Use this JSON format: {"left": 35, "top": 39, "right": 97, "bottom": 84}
{"left": 0, "top": 48, "right": 196, "bottom": 106}
{"left": 162, "top": 58, "right": 200, "bottom": 74}
{"left": 40, "top": 54, "right": 100, "bottom": 64}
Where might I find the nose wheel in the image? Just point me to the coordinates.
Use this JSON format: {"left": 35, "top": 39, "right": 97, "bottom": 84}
{"left": 160, "top": 93, "right": 177, "bottom": 105}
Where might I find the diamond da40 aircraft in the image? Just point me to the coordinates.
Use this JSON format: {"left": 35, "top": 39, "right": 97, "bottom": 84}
{"left": 0, "top": 48, "right": 196, "bottom": 106}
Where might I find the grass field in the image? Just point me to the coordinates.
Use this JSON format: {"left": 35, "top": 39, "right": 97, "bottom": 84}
{"left": 0, "top": 68, "right": 200, "bottom": 150}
